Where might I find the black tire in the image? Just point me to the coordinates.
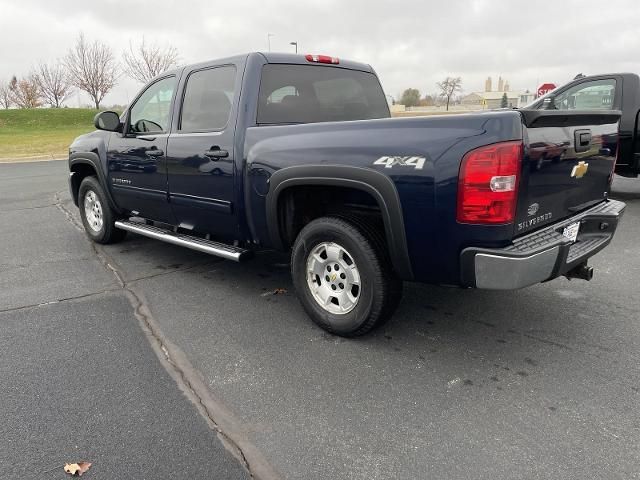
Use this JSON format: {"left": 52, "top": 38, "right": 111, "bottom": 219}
{"left": 78, "top": 176, "right": 127, "bottom": 244}
{"left": 291, "top": 216, "right": 402, "bottom": 337}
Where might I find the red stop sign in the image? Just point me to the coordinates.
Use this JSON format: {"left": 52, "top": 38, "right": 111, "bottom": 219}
{"left": 537, "top": 83, "right": 557, "bottom": 97}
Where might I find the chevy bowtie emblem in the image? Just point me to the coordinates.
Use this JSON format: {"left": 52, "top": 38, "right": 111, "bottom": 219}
{"left": 330, "top": 273, "right": 337, "bottom": 282}
{"left": 571, "top": 161, "right": 589, "bottom": 178}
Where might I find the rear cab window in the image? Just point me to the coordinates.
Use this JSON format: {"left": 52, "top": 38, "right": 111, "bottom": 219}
{"left": 257, "top": 64, "right": 390, "bottom": 124}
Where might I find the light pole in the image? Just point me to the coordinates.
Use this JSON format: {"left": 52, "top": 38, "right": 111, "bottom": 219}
{"left": 267, "top": 33, "right": 275, "bottom": 52}
{"left": 290, "top": 41, "right": 298, "bottom": 53}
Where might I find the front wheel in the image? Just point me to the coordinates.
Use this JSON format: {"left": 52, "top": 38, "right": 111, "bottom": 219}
{"left": 78, "top": 176, "right": 126, "bottom": 244}
{"left": 291, "top": 216, "right": 402, "bottom": 337}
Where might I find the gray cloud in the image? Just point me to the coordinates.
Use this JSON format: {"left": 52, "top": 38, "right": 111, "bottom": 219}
{"left": 1, "top": 0, "right": 639, "bottom": 105}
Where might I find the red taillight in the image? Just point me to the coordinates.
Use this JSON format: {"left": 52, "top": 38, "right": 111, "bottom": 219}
{"left": 305, "top": 54, "right": 339, "bottom": 64}
{"left": 457, "top": 141, "right": 522, "bottom": 224}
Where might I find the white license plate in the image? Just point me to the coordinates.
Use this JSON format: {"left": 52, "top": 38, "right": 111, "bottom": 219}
{"left": 562, "top": 222, "right": 580, "bottom": 242}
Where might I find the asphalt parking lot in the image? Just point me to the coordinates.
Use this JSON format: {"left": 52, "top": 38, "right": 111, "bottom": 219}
{"left": 2, "top": 160, "right": 639, "bottom": 479}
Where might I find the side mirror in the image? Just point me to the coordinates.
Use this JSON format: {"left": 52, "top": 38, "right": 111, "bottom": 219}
{"left": 94, "top": 111, "right": 121, "bottom": 132}
{"left": 542, "top": 96, "right": 556, "bottom": 110}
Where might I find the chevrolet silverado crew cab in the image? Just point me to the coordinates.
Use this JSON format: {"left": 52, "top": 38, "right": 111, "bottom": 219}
{"left": 528, "top": 73, "right": 640, "bottom": 177}
{"left": 68, "top": 52, "right": 626, "bottom": 337}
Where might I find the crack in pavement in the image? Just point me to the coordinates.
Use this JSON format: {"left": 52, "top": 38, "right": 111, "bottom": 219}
{"left": 0, "top": 289, "right": 121, "bottom": 314}
{"left": 1, "top": 203, "right": 58, "bottom": 212}
{"left": 126, "top": 260, "right": 221, "bottom": 283}
{"left": 0, "top": 257, "right": 96, "bottom": 271}
{"left": 54, "top": 192, "right": 85, "bottom": 232}
{"left": 54, "top": 191, "right": 280, "bottom": 480}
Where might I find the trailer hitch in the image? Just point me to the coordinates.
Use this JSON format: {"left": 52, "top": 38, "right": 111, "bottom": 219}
{"left": 564, "top": 262, "right": 594, "bottom": 281}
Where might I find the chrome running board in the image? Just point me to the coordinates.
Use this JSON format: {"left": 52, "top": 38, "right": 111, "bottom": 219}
{"left": 114, "top": 220, "right": 251, "bottom": 262}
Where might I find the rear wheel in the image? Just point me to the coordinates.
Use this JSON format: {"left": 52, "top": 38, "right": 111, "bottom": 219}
{"left": 78, "top": 176, "right": 126, "bottom": 244}
{"left": 291, "top": 216, "right": 402, "bottom": 337}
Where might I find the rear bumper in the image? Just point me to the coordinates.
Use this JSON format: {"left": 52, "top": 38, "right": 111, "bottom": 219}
{"left": 460, "top": 199, "right": 626, "bottom": 289}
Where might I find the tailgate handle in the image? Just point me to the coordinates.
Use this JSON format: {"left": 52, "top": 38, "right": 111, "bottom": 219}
{"left": 574, "top": 129, "right": 592, "bottom": 153}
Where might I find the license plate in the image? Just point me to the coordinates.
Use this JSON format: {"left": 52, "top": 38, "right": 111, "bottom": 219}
{"left": 562, "top": 222, "right": 580, "bottom": 242}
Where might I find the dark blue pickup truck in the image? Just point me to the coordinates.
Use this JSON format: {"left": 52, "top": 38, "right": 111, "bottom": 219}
{"left": 68, "top": 52, "right": 626, "bottom": 336}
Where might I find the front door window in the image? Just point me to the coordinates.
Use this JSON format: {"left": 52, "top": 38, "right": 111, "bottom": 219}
{"left": 550, "top": 79, "right": 616, "bottom": 111}
{"left": 129, "top": 76, "right": 176, "bottom": 134}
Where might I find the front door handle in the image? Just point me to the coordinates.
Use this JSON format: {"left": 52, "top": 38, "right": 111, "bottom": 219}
{"left": 204, "top": 147, "right": 229, "bottom": 160}
{"left": 145, "top": 148, "right": 164, "bottom": 157}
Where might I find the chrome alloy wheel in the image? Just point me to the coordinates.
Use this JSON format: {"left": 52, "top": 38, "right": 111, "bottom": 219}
{"left": 83, "top": 190, "right": 104, "bottom": 232}
{"left": 306, "top": 242, "right": 361, "bottom": 315}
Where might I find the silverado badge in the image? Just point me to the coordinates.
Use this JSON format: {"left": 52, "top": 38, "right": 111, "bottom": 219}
{"left": 571, "top": 161, "right": 589, "bottom": 179}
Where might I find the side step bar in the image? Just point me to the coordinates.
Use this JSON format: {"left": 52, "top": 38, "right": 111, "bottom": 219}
{"left": 114, "top": 220, "right": 252, "bottom": 262}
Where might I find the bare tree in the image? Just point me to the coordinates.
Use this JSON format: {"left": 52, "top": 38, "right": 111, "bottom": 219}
{"left": 122, "top": 37, "right": 179, "bottom": 83}
{"left": 65, "top": 33, "right": 118, "bottom": 109}
{"left": 436, "top": 77, "right": 463, "bottom": 111}
{"left": 35, "top": 61, "right": 73, "bottom": 107}
{"left": 0, "top": 79, "right": 11, "bottom": 109}
{"left": 9, "top": 74, "right": 42, "bottom": 108}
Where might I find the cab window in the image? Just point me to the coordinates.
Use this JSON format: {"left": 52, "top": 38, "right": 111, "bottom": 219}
{"left": 128, "top": 76, "right": 176, "bottom": 134}
{"left": 551, "top": 79, "right": 616, "bottom": 111}
{"left": 179, "top": 66, "right": 236, "bottom": 132}
{"left": 257, "top": 64, "right": 390, "bottom": 124}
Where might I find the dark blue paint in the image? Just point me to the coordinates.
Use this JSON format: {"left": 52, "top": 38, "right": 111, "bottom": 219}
{"left": 243, "top": 111, "right": 523, "bottom": 283}
{"left": 69, "top": 52, "right": 620, "bottom": 287}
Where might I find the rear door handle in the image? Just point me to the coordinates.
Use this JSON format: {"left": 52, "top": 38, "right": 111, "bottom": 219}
{"left": 145, "top": 148, "right": 164, "bottom": 157}
{"left": 204, "top": 147, "right": 229, "bottom": 160}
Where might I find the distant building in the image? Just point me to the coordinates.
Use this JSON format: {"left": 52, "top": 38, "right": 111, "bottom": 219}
{"left": 519, "top": 91, "right": 536, "bottom": 106}
{"left": 485, "top": 77, "right": 492, "bottom": 92}
{"left": 459, "top": 92, "right": 479, "bottom": 106}
{"left": 485, "top": 75, "right": 511, "bottom": 93}
{"left": 464, "top": 75, "right": 534, "bottom": 108}
{"left": 461, "top": 90, "right": 535, "bottom": 109}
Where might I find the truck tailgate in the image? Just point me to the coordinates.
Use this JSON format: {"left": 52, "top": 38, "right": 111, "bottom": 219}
{"left": 515, "top": 110, "right": 620, "bottom": 236}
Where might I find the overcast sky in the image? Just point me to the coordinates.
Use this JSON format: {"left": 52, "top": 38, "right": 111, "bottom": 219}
{"left": 1, "top": 0, "right": 639, "bottom": 106}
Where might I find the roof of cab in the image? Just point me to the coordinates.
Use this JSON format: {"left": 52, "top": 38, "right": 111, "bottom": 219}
{"left": 257, "top": 52, "right": 374, "bottom": 73}
{"left": 154, "top": 52, "right": 374, "bottom": 82}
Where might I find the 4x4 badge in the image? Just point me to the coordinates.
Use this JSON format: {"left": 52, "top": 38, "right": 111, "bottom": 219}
{"left": 571, "top": 161, "right": 589, "bottom": 178}
{"left": 373, "top": 156, "right": 426, "bottom": 170}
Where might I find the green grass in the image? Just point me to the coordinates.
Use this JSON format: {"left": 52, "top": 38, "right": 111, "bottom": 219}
{"left": 0, "top": 108, "right": 99, "bottom": 160}
{"left": 0, "top": 107, "right": 469, "bottom": 161}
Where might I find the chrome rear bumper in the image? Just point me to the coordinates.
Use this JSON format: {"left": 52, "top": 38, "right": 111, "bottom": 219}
{"left": 460, "top": 199, "right": 626, "bottom": 289}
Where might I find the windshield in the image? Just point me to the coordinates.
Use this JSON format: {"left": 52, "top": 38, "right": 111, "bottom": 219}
{"left": 257, "top": 64, "right": 390, "bottom": 124}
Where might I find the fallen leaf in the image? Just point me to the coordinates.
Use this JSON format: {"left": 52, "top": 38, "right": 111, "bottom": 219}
{"left": 260, "top": 288, "right": 287, "bottom": 297}
{"left": 64, "top": 462, "right": 92, "bottom": 476}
